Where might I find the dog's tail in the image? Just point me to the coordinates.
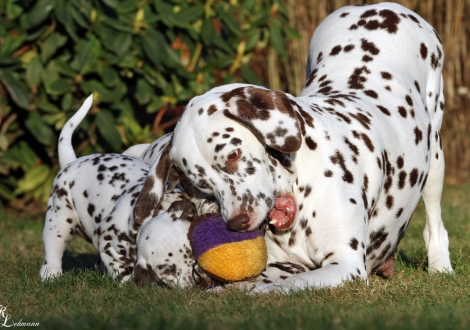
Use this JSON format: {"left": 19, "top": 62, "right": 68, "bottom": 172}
{"left": 58, "top": 94, "right": 93, "bottom": 169}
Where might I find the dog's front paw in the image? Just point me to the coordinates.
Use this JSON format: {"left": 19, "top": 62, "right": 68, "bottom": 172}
{"left": 250, "top": 281, "right": 295, "bottom": 294}
{"left": 207, "top": 280, "right": 257, "bottom": 293}
{"left": 39, "top": 265, "right": 62, "bottom": 281}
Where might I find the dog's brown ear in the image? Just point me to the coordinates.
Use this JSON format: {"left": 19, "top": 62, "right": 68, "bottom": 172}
{"left": 133, "top": 136, "right": 174, "bottom": 227}
{"left": 221, "top": 86, "right": 302, "bottom": 153}
{"left": 167, "top": 200, "right": 198, "bottom": 222}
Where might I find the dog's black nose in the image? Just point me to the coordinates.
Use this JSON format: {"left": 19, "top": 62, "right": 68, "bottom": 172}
{"left": 227, "top": 214, "right": 250, "bottom": 231}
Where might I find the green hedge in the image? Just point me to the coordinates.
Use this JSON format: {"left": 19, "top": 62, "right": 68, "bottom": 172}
{"left": 0, "top": 0, "right": 296, "bottom": 211}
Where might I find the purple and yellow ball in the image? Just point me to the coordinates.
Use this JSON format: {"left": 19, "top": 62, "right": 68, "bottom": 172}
{"left": 188, "top": 214, "right": 268, "bottom": 282}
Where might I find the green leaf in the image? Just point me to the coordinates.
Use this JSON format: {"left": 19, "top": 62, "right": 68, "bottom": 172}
{"left": 110, "top": 98, "right": 133, "bottom": 117}
{"left": 25, "top": 112, "right": 55, "bottom": 146}
{"left": 25, "top": 56, "right": 44, "bottom": 88}
{"left": 146, "top": 96, "right": 164, "bottom": 113}
{"left": 0, "top": 69, "right": 29, "bottom": 109}
{"left": 72, "top": 0, "right": 93, "bottom": 17}
{"left": 95, "top": 110, "right": 122, "bottom": 151}
{"left": 173, "top": 6, "right": 204, "bottom": 27}
{"left": 0, "top": 183, "right": 15, "bottom": 201}
{"left": 0, "top": 34, "right": 26, "bottom": 57}
{"left": 2, "top": 141, "right": 38, "bottom": 172}
{"left": 245, "top": 29, "right": 261, "bottom": 52}
{"left": 61, "top": 92, "right": 73, "bottom": 111}
{"left": 154, "top": 1, "right": 175, "bottom": 26}
{"left": 79, "top": 80, "right": 121, "bottom": 103}
{"left": 20, "top": 0, "right": 53, "bottom": 29}
{"left": 117, "top": 54, "right": 139, "bottom": 68}
{"left": 15, "top": 164, "right": 51, "bottom": 195}
{"left": 69, "top": 4, "right": 90, "bottom": 29}
{"left": 216, "top": 8, "right": 242, "bottom": 37}
{"left": 101, "top": 66, "right": 119, "bottom": 87}
{"left": 140, "top": 28, "right": 164, "bottom": 66}
{"left": 212, "top": 35, "right": 234, "bottom": 55}
{"left": 42, "top": 62, "right": 60, "bottom": 88}
{"left": 37, "top": 102, "right": 60, "bottom": 114}
{"left": 117, "top": 0, "right": 139, "bottom": 14}
{"left": 53, "top": 0, "right": 67, "bottom": 24}
{"left": 54, "top": 59, "right": 76, "bottom": 78}
{"left": 201, "top": 19, "right": 215, "bottom": 44}
{"left": 135, "top": 78, "right": 154, "bottom": 105}
{"left": 241, "top": 64, "right": 263, "bottom": 85}
{"left": 141, "top": 4, "right": 160, "bottom": 24}
{"left": 41, "top": 33, "right": 68, "bottom": 62}
{"left": 71, "top": 37, "right": 101, "bottom": 75}
{"left": 24, "top": 25, "right": 48, "bottom": 42}
{"left": 55, "top": 1, "right": 79, "bottom": 41}
{"left": 102, "top": 0, "right": 119, "bottom": 9}
{"left": 95, "top": 23, "right": 132, "bottom": 57}
{"left": 269, "top": 20, "right": 287, "bottom": 62}
{"left": 46, "top": 78, "right": 73, "bottom": 96}
{"left": 6, "top": 0, "right": 24, "bottom": 20}
{"left": 0, "top": 56, "right": 19, "bottom": 65}
{"left": 242, "top": 0, "right": 257, "bottom": 12}
{"left": 113, "top": 33, "right": 132, "bottom": 56}
{"left": 100, "top": 16, "right": 134, "bottom": 33}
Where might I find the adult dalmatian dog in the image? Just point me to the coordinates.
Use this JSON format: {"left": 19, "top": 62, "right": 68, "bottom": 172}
{"left": 40, "top": 95, "right": 216, "bottom": 285}
{"left": 133, "top": 2, "right": 453, "bottom": 292}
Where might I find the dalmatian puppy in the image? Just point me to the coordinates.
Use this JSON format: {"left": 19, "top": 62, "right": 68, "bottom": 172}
{"left": 128, "top": 138, "right": 221, "bottom": 288}
{"left": 40, "top": 96, "right": 188, "bottom": 282}
{"left": 40, "top": 95, "right": 151, "bottom": 281}
{"left": 134, "top": 199, "right": 217, "bottom": 288}
{"left": 133, "top": 2, "right": 452, "bottom": 293}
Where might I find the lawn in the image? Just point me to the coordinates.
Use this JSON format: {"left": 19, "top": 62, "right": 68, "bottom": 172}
{"left": 0, "top": 182, "right": 469, "bottom": 329}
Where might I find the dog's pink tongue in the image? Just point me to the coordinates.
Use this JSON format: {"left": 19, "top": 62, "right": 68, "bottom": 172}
{"left": 268, "top": 195, "right": 296, "bottom": 229}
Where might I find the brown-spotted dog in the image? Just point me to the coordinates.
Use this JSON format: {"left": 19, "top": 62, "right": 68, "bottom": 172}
{"left": 125, "top": 136, "right": 220, "bottom": 288}
{"left": 133, "top": 199, "right": 217, "bottom": 288}
{"left": 40, "top": 96, "right": 200, "bottom": 283}
{"left": 136, "top": 3, "right": 451, "bottom": 292}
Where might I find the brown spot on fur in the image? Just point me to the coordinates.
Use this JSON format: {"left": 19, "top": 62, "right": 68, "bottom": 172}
{"left": 330, "top": 45, "right": 342, "bottom": 56}
{"left": 361, "top": 38, "right": 380, "bottom": 55}
{"left": 133, "top": 263, "right": 157, "bottom": 286}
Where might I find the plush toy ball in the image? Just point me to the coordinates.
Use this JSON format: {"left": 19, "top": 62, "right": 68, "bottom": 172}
{"left": 188, "top": 214, "right": 267, "bottom": 282}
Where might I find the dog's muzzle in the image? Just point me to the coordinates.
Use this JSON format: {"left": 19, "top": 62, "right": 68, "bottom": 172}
{"left": 227, "top": 214, "right": 250, "bottom": 231}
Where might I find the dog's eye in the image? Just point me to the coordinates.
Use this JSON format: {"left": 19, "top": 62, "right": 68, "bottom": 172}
{"left": 266, "top": 146, "right": 292, "bottom": 169}
{"left": 228, "top": 149, "right": 240, "bottom": 161}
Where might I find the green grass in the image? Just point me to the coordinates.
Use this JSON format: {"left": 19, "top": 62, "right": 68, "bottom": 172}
{"left": 1, "top": 183, "right": 470, "bottom": 329}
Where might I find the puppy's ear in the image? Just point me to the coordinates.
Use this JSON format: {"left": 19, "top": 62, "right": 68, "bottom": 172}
{"left": 167, "top": 201, "right": 198, "bottom": 222}
{"left": 133, "top": 136, "right": 174, "bottom": 227}
{"left": 140, "top": 132, "right": 173, "bottom": 163}
{"left": 221, "top": 86, "right": 302, "bottom": 153}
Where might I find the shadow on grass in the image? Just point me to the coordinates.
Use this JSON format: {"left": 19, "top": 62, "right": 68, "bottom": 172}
{"left": 62, "top": 250, "right": 100, "bottom": 274}
{"left": 396, "top": 250, "right": 427, "bottom": 271}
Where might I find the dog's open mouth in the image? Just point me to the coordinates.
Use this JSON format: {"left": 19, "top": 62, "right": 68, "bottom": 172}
{"left": 268, "top": 195, "right": 296, "bottom": 229}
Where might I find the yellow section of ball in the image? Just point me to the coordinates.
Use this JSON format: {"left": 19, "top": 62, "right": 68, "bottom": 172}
{"left": 198, "top": 236, "right": 268, "bottom": 282}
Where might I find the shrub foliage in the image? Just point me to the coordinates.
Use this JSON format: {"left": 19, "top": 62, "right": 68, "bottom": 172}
{"left": 0, "top": 0, "right": 294, "bottom": 210}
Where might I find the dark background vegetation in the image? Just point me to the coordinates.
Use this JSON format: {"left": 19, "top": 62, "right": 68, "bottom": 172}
{"left": 0, "top": 0, "right": 468, "bottom": 213}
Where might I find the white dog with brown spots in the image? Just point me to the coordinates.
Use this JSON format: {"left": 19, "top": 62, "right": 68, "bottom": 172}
{"left": 136, "top": 3, "right": 453, "bottom": 292}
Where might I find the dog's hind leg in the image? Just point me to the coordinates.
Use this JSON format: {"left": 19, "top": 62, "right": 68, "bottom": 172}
{"left": 40, "top": 197, "right": 80, "bottom": 280}
{"left": 422, "top": 80, "right": 453, "bottom": 273}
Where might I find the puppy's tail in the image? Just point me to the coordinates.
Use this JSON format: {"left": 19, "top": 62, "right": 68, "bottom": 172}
{"left": 58, "top": 94, "right": 93, "bottom": 169}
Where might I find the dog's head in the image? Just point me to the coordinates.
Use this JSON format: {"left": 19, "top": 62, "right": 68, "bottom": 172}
{"left": 134, "top": 84, "right": 302, "bottom": 232}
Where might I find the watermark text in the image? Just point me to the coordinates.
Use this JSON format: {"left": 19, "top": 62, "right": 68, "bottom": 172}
{"left": 0, "top": 305, "right": 39, "bottom": 327}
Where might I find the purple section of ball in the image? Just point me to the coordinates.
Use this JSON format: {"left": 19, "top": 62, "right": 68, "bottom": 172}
{"left": 190, "top": 215, "right": 263, "bottom": 260}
